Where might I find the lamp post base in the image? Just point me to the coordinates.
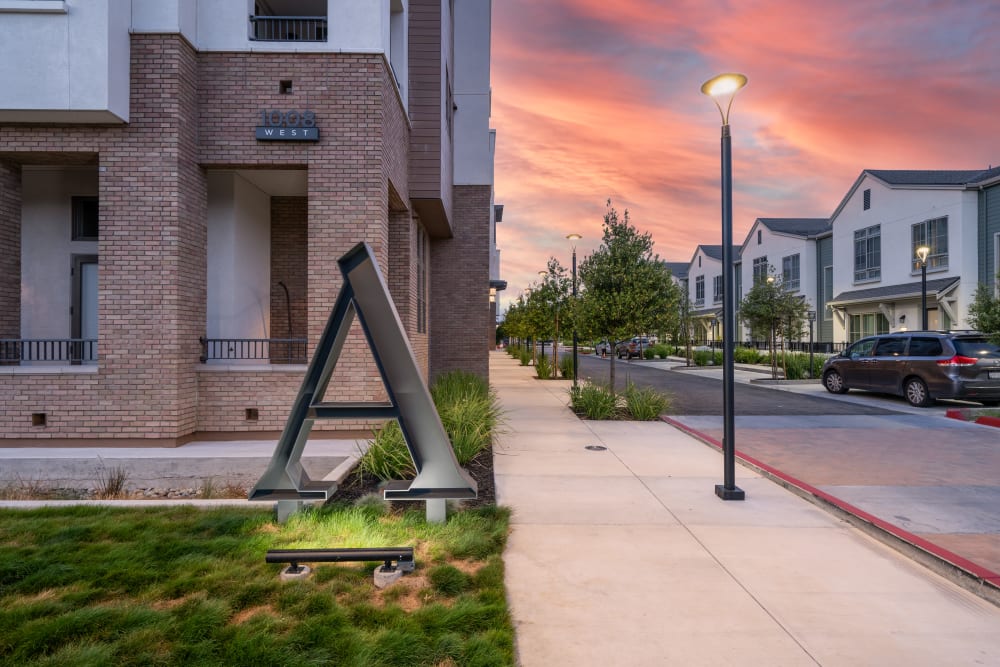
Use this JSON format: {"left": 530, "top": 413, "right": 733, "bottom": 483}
{"left": 715, "top": 484, "right": 746, "bottom": 501}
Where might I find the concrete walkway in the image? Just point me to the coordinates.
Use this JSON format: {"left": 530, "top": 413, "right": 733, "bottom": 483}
{"left": 491, "top": 352, "right": 1000, "bottom": 666}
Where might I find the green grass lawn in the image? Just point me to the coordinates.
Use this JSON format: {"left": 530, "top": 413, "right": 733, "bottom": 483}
{"left": 0, "top": 502, "right": 513, "bottom": 667}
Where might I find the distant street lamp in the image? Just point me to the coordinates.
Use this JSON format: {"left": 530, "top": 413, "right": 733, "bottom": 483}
{"left": 567, "top": 233, "right": 583, "bottom": 388}
{"left": 702, "top": 72, "right": 747, "bottom": 501}
{"left": 807, "top": 310, "right": 816, "bottom": 377}
{"left": 916, "top": 245, "right": 930, "bottom": 330}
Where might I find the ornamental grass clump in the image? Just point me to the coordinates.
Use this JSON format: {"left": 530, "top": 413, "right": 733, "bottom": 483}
{"left": 558, "top": 354, "right": 574, "bottom": 380}
{"left": 534, "top": 354, "right": 552, "bottom": 380}
{"left": 568, "top": 380, "right": 618, "bottom": 420}
{"left": 359, "top": 371, "right": 503, "bottom": 481}
{"left": 622, "top": 382, "right": 669, "bottom": 421}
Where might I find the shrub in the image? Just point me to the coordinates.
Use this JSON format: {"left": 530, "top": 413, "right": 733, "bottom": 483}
{"left": 559, "top": 354, "right": 574, "bottom": 380}
{"left": 568, "top": 381, "right": 617, "bottom": 420}
{"left": 622, "top": 382, "right": 669, "bottom": 420}
{"left": 518, "top": 348, "right": 531, "bottom": 366}
{"left": 781, "top": 352, "right": 825, "bottom": 380}
{"left": 535, "top": 354, "right": 552, "bottom": 379}
{"left": 359, "top": 371, "right": 502, "bottom": 479}
{"left": 693, "top": 349, "right": 720, "bottom": 366}
{"left": 734, "top": 346, "right": 764, "bottom": 364}
{"left": 655, "top": 344, "right": 670, "bottom": 359}
{"left": 643, "top": 347, "right": 655, "bottom": 360}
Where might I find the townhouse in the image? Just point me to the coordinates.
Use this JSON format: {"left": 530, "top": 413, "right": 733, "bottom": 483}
{"left": 0, "top": 0, "right": 500, "bottom": 444}
{"left": 672, "top": 166, "right": 1000, "bottom": 348}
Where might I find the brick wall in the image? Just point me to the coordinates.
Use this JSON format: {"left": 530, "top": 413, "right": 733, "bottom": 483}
{"left": 270, "top": 196, "right": 308, "bottom": 354}
{"left": 0, "top": 44, "right": 436, "bottom": 441}
{"left": 430, "top": 185, "right": 490, "bottom": 380}
{"left": 0, "top": 160, "right": 20, "bottom": 339}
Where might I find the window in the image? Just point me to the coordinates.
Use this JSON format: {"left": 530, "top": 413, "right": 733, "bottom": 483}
{"left": 863, "top": 188, "right": 871, "bottom": 210}
{"left": 752, "top": 256, "right": 768, "bottom": 284}
{"left": 697, "top": 255, "right": 702, "bottom": 268}
{"left": 695, "top": 275, "right": 705, "bottom": 305}
{"left": 72, "top": 196, "right": 98, "bottom": 241}
{"left": 853, "top": 224, "right": 881, "bottom": 282}
{"left": 782, "top": 254, "right": 800, "bottom": 291}
{"left": 873, "top": 338, "right": 905, "bottom": 357}
{"left": 907, "top": 337, "right": 943, "bottom": 356}
{"left": 713, "top": 275, "right": 723, "bottom": 303}
{"left": 417, "top": 227, "right": 428, "bottom": 333}
{"left": 757, "top": 229, "right": 762, "bottom": 244}
{"left": 823, "top": 266, "right": 833, "bottom": 320}
{"left": 911, "top": 216, "right": 948, "bottom": 271}
{"left": 848, "top": 313, "right": 889, "bottom": 342}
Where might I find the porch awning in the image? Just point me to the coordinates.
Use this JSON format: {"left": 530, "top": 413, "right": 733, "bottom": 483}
{"left": 828, "top": 277, "right": 958, "bottom": 307}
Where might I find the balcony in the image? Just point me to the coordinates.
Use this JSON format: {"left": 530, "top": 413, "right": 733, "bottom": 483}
{"left": 200, "top": 337, "right": 307, "bottom": 365}
{"left": 0, "top": 339, "right": 97, "bottom": 365}
{"left": 249, "top": 15, "right": 327, "bottom": 42}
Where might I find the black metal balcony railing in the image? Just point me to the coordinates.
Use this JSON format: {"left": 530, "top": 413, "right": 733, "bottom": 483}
{"left": 200, "top": 337, "right": 308, "bottom": 364}
{"left": 250, "top": 15, "right": 327, "bottom": 42}
{"left": 0, "top": 339, "right": 98, "bottom": 365}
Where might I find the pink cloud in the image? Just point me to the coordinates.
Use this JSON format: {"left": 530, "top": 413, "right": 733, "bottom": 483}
{"left": 491, "top": 0, "right": 1000, "bottom": 310}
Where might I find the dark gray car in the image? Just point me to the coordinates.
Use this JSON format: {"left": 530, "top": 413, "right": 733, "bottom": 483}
{"left": 821, "top": 331, "right": 1000, "bottom": 407}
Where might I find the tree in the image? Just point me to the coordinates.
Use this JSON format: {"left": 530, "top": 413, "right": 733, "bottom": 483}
{"left": 578, "top": 200, "right": 680, "bottom": 393}
{"left": 531, "top": 257, "right": 571, "bottom": 377}
{"left": 968, "top": 282, "right": 1000, "bottom": 344}
{"left": 739, "top": 271, "right": 808, "bottom": 378}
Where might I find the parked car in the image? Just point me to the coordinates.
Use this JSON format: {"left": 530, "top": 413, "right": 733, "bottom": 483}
{"left": 594, "top": 340, "right": 611, "bottom": 356}
{"left": 616, "top": 337, "right": 651, "bottom": 359}
{"left": 821, "top": 331, "right": 1000, "bottom": 407}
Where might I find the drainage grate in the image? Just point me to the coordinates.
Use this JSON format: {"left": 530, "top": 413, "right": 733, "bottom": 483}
{"left": 584, "top": 445, "right": 607, "bottom": 451}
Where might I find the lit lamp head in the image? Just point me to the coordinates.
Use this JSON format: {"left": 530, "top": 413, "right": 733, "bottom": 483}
{"left": 701, "top": 73, "right": 748, "bottom": 125}
{"left": 566, "top": 233, "right": 582, "bottom": 241}
{"left": 915, "top": 245, "right": 930, "bottom": 266}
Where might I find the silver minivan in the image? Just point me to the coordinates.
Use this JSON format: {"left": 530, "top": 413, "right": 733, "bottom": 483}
{"left": 821, "top": 331, "right": 1000, "bottom": 407}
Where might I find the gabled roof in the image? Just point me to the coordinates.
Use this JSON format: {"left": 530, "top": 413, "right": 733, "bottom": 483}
{"left": 697, "top": 245, "right": 740, "bottom": 262}
{"left": 756, "top": 218, "right": 831, "bottom": 238}
{"left": 829, "top": 165, "right": 1000, "bottom": 223}
{"left": 829, "top": 277, "right": 959, "bottom": 306}
{"left": 664, "top": 262, "right": 688, "bottom": 279}
{"left": 867, "top": 167, "right": 1000, "bottom": 187}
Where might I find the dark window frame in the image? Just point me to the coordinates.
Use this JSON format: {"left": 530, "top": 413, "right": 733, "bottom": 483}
{"left": 72, "top": 196, "right": 99, "bottom": 241}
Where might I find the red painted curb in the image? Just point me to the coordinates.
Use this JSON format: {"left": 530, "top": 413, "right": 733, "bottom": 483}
{"left": 661, "top": 416, "right": 1000, "bottom": 587}
{"left": 975, "top": 415, "right": 1000, "bottom": 428}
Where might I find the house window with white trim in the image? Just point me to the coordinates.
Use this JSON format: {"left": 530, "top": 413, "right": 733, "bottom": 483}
{"left": 911, "top": 216, "right": 948, "bottom": 271}
{"left": 695, "top": 275, "right": 704, "bottom": 306}
{"left": 752, "top": 256, "right": 768, "bottom": 284}
{"left": 713, "top": 275, "right": 723, "bottom": 303}
{"left": 782, "top": 253, "right": 800, "bottom": 291}
{"left": 848, "top": 313, "right": 889, "bottom": 342}
{"left": 853, "top": 224, "right": 881, "bottom": 282}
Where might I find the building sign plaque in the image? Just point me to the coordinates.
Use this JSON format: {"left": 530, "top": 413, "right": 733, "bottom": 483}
{"left": 256, "top": 109, "right": 320, "bottom": 141}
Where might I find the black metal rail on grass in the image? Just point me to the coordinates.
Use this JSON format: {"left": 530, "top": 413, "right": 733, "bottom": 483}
{"left": 265, "top": 547, "right": 415, "bottom": 575}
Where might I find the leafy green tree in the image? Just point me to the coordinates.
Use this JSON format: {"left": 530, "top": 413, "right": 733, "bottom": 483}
{"left": 530, "top": 257, "right": 571, "bottom": 377}
{"left": 739, "top": 271, "right": 808, "bottom": 378}
{"left": 968, "top": 282, "right": 1000, "bottom": 344}
{"left": 578, "top": 200, "right": 680, "bottom": 393}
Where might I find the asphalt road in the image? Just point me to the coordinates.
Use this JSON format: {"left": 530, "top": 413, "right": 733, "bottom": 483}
{"left": 576, "top": 354, "right": 898, "bottom": 416}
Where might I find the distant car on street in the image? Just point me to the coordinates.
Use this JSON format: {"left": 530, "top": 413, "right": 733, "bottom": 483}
{"left": 616, "top": 337, "right": 650, "bottom": 359}
{"left": 821, "top": 331, "right": 1000, "bottom": 407}
{"left": 595, "top": 340, "right": 611, "bottom": 356}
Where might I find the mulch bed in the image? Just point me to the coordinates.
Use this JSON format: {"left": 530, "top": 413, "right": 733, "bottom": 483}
{"left": 330, "top": 447, "right": 496, "bottom": 509}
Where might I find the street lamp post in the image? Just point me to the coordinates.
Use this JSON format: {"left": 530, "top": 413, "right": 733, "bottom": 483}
{"left": 916, "top": 245, "right": 930, "bottom": 330}
{"left": 567, "top": 234, "right": 582, "bottom": 388}
{"left": 702, "top": 72, "right": 747, "bottom": 501}
{"left": 807, "top": 310, "right": 816, "bottom": 377}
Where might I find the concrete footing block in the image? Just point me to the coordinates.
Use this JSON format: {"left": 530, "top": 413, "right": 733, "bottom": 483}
{"left": 276, "top": 500, "right": 305, "bottom": 523}
{"left": 279, "top": 564, "right": 311, "bottom": 581}
{"left": 373, "top": 566, "right": 403, "bottom": 588}
{"left": 426, "top": 498, "right": 447, "bottom": 523}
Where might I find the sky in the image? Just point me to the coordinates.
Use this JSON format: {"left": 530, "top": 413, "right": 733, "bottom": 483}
{"left": 489, "top": 0, "right": 1000, "bottom": 312}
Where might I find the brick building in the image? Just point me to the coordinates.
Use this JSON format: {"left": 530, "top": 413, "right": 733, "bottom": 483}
{"left": 0, "top": 0, "right": 500, "bottom": 445}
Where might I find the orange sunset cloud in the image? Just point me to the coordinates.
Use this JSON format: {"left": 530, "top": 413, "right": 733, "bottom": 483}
{"left": 491, "top": 0, "right": 1000, "bottom": 311}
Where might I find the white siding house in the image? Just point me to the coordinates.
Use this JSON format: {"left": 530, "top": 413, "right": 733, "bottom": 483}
{"left": 827, "top": 168, "right": 1000, "bottom": 342}
{"left": 685, "top": 245, "right": 737, "bottom": 342}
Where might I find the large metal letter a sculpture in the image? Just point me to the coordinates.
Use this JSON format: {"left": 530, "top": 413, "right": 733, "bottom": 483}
{"left": 250, "top": 242, "right": 477, "bottom": 502}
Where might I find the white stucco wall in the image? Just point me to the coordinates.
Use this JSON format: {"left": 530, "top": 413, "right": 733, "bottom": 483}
{"left": 739, "top": 222, "right": 818, "bottom": 310}
{"left": 0, "top": 0, "right": 130, "bottom": 122}
{"left": 206, "top": 172, "right": 271, "bottom": 350}
{"left": 131, "top": 0, "right": 197, "bottom": 43}
{"left": 20, "top": 167, "right": 99, "bottom": 340}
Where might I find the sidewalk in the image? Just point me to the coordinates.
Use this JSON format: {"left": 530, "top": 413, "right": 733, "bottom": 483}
{"left": 491, "top": 351, "right": 1000, "bottom": 666}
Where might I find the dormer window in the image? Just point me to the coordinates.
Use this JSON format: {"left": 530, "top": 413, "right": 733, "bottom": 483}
{"left": 863, "top": 188, "right": 871, "bottom": 210}
{"left": 250, "top": 1, "right": 327, "bottom": 42}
